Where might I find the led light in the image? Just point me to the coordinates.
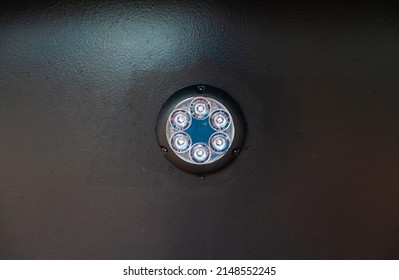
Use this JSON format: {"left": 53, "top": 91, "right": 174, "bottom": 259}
{"left": 190, "top": 143, "right": 211, "bottom": 164}
{"left": 170, "top": 109, "right": 191, "bottom": 130}
{"left": 157, "top": 85, "right": 246, "bottom": 174}
{"left": 171, "top": 132, "right": 191, "bottom": 153}
{"left": 167, "top": 97, "right": 234, "bottom": 165}
{"left": 190, "top": 98, "right": 211, "bottom": 120}
{"left": 210, "top": 110, "right": 231, "bottom": 131}
{"left": 209, "top": 133, "right": 230, "bottom": 154}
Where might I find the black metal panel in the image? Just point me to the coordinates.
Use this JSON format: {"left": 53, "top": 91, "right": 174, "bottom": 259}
{"left": 0, "top": 1, "right": 398, "bottom": 259}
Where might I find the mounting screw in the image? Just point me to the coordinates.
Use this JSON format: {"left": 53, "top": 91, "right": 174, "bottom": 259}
{"left": 161, "top": 146, "right": 168, "bottom": 155}
{"left": 196, "top": 85, "right": 206, "bottom": 93}
{"left": 232, "top": 148, "right": 240, "bottom": 157}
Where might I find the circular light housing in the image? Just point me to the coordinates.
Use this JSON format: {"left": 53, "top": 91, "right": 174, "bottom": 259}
{"left": 156, "top": 85, "right": 246, "bottom": 174}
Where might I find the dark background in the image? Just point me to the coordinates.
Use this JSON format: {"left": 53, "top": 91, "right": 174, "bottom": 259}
{"left": 0, "top": 1, "right": 398, "bottom": 259}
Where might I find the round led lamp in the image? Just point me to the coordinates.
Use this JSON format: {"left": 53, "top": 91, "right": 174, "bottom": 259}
{"left": 156, "top": 85, "right": 246, "bottom": 174}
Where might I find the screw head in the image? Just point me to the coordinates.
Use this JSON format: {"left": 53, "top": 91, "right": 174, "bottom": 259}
{"left": 196, "top": 85, "right": 205, "bottom": 93}
{"left": 232, "top": 148, "right": 240, "bottom": 157}
{"left": 161, "top": 146, "right": 168, "bottom": 155}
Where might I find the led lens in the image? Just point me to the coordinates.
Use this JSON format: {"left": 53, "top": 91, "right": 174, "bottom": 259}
{"left": 164, "top": 92, "right": 238, "bottom": 167}
{"left": 190, "top": 143, "right": 211, "bottom": 164}
{"left": 170, "top": 110, "right": 191, "bottom": 130}
{"left": 210, "top": 133, "right": 231, "bottom": 154}
{"left": 190, "top": 98, "right": 211, "bottom": 120}
{"left": 171, "top": 132, "right": 191, "bottom": 153}
{"left": 210, "top": 110, "right": 231, "bottom": 131}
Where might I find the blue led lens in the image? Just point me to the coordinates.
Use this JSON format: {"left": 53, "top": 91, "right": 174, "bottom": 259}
{"left": 170, "top": 132, "right": 191, "bottom": 153}
{"left": 190, "top": 98, "right": 211, "bottom": 120}
{"left": 209, "top": 133, "right": 230, "bottom": 154}
{"left": 190, "top": 143, "right": 211, "bottom": 164}
{"left": 170, "top": 109, "right": 191, "bottom": 130}
{"left": 210, "top": 110, "right": 231, "bottom": 131}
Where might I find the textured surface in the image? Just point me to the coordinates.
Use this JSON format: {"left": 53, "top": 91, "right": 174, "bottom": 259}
{"left": 0, "top": 1, "right": 399, "bottom": 259}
